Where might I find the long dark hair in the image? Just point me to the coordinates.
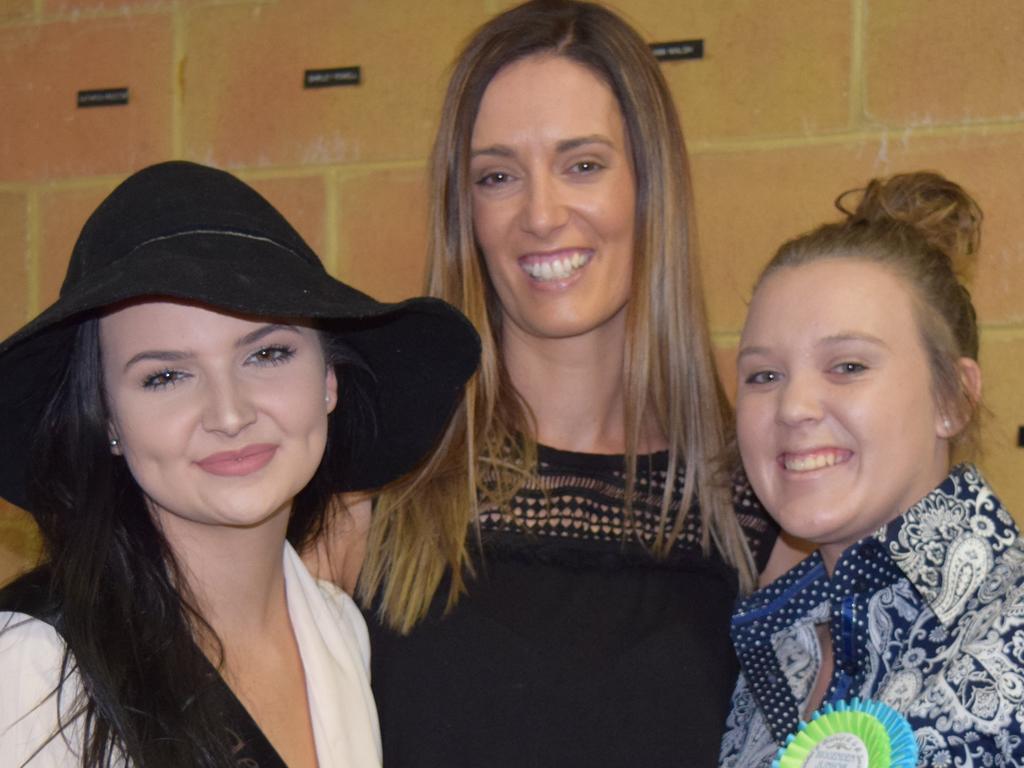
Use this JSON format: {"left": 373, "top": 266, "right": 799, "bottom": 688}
{"left": 22, "top": 313, "right": 374, "bottom": 767}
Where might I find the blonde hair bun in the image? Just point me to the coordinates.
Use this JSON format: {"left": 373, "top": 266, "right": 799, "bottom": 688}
{"left": 840, "top": 171, "right": 982, "bottom": 279}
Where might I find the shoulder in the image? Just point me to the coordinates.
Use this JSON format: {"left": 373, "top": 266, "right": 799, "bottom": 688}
{"left": 314, "top": 578, "right": 372, "bottom": 667}
{"left": 0, "top": 568, "right": 60, "bottom": 627}
{"left": 0, "top": 611, "right": 84, "bottom": 765}
{"left": 0, "top": 610, "right": 66, "bottom": 675}
{"left": 284, "top": 544, "right": 372, "bottom": 668}
{"left": 0, "top": 568, "right": 69, "bottom": 703}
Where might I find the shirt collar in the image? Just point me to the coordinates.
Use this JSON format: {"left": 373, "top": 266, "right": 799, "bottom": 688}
{"left": 873, "top": 463, "right": 1018, "bottom": 626}
{"left": 729, "top": 464, "right": 1017, "bottom": 742}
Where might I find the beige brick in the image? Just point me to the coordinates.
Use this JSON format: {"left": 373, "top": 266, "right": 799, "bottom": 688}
{"left": 713, "top": 341, "right": 738, "bottom": 405}
{"left": 0, "top": 0, "right": 34, "bottom": 22}
{"left": 0, "top": 192, "right": 29, "bottom": 338}
{"left": 977, "top": 333, "right": 1024, "bottom": 526}
{"left": 865, "top": 1, "right": 1024, "bottom": 126}
{"left": 39, "top": 183, "right": 115, "bottom": 308}
{"left": 0, "top": 15, "right": 173, "bottom": 182}
{"left": 335, "top": 166, "right": 428, "bottom": 302}
{"left": 246, "top": 173, "right": 329, "bottom": 263}
{"left": 182, "top": 0, "right": 490, "bottom": 168}
{"left": 454, "top": 0, "right": 852, "bottom": 142}
{"left": 44, "top": 0, "right": 171, "bottom": 13}
{"left": 610, "top": 0, "right": 853, "bottom": 141}
{"left": 0, "top": 501, "right": 40, "bottom": 588}
{"left": 694, "top": 130, "right": 1024, "bottom": 333}
{"left": 693, "top": 141, "right": 883, "bottom": 333}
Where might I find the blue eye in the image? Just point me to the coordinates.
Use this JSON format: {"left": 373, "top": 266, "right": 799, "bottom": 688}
{"left": 832, "top": 361, "right": 867, "bottom": 375}
{"left": 744, "top": 370, "right": 780, "bottom": 385}
{"left": 570, "top": 160, "right": 603, "bottom": 174}
{"left": 142, "top": 369, "right": 188, "bottom": 390}
{"left": 476, "top": 171, "right": 512, "bottom": 187}
{"left": 248, "top": 345, "right": 296, "bottom": 366}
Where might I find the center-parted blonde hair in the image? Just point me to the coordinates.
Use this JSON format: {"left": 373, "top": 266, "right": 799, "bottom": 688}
{"left": 361, "top": 0, "right": 756, "bottom": 633}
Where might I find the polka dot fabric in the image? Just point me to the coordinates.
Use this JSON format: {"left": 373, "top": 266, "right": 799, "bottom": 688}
{"left": 719, "top": 465, "right": 1024, "bottom": 768}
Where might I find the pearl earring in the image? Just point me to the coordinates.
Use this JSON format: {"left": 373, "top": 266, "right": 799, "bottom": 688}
{"left": 110, "top": 438, "right": 119, "bottom": 448}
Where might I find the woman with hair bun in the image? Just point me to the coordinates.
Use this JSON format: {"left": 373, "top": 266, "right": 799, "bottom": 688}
{"left": 720, "top": 172, "right": 1024, "bottom": 767}
{"left": 335, "top": 1, "right": 778, "bottom": 766}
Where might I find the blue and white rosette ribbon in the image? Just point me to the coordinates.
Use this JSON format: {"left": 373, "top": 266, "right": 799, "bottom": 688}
{"left": 772, "top": 697, "right": 917, "bottom": 768}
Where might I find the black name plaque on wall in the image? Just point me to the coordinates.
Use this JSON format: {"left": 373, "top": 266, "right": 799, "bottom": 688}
{"left": 304, "top": 67, "right": 361, "bottom": 89}
{"left": 77, "top": 88, "right": 129, "bottom": 108}
{"left": 650, "top": 40, "right": 704, "bottom": 62}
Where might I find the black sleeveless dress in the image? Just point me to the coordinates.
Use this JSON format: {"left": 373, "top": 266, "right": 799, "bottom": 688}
{"left": 366, "top": 446, "right": 776, "bottom": 768}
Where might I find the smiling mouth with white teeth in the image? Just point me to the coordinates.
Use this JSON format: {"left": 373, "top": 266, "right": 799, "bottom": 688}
{"left": 782, "top": 450, "right": 852, "bottom": 472}
{"left": 520, "top": 251, "right": 592, "bottom": 282}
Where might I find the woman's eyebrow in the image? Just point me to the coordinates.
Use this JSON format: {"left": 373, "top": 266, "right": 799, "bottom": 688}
{"left": 737, "top": 345, "right": 770, "bottom": 361}
{"left": 554, "top": 134, "right": 614, "bottom": 153}
{"left": 235, "top": 323, "right": 298, "bottom": 349}
{"left": 470, "top": 144, "right": 515, "bottom": 159}
{"left": 817, "top": 332, "right": 889, "bottom": 350}
{"left": 470, "top": 134, "right": 615, "bottom": 159}
{"left": 122, "top": 324, "right": 299, "bottom": 371}
{"left": 737, "top": 332, "right": 889, "bottom": 362}
{"left": 123, "top": 349, "right": 191, "bottom": 371}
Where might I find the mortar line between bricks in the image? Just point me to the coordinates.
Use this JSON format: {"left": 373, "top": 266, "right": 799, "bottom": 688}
{"left": 690, "top": 120, "right": 1024, "bottom": 155}
{"left": 981, "top": 325, "right": 1024, "bottom": 342}
{"left": 324, "top": 169, "right": 340, "bottom": 277}
{"left": 171, "top": 5, "right": 185, "bottom": 158}
{"left": 0, "top": 161, "right": 428, "bottom": 193}
{"left": 36, "top": 1, "right": 272, "bottom": 24}
{"left": 26, "top": 188, "right": 40, "bottom": 318}
{"left": 848, "top": 0, "right": 866, "bottom": 128}
{"left": 711, "top": 331, "right": 741, "bottom": 348}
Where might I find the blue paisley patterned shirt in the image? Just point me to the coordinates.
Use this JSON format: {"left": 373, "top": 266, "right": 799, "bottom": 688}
{"left": 720, "top": 465, "right": 1024, "bottom": 767}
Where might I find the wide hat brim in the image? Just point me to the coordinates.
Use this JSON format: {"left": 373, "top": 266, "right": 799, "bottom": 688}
{"left": 0, "top": 163, "right": 480, "bottom": 510}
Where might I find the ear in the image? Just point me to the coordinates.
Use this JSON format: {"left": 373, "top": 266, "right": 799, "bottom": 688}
{"left": 936, "top": 357, "right": 982, "bottom": 438}
{"left": 324, "top": 365, "right": 339, "bottom": 415}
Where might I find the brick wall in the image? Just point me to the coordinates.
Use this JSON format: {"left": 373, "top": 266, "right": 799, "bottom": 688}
{"left": 2, "top": 0, "right": 1022, "bottom": 583}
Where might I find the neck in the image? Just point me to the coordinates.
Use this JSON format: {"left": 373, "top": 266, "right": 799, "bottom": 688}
{"left": 160, "top": 508, "right": 292, "bottom": 642}
{"left": 501, "top": 311, "right": 666, "bottom": 454}
{"left": 819, "top": 456, "right": 952, "bottom": 575}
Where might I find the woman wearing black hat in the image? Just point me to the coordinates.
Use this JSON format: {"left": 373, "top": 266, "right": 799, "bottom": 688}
{"left": 0, "top": 161, "right": 479, "bottom": 767}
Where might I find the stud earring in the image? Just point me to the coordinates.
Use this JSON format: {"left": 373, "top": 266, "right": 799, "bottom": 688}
{"left": 110, "top": 438, "right": 119, "bottom": 448}
{"left": 942, "top": 417, "right": 952, "bottom": 432}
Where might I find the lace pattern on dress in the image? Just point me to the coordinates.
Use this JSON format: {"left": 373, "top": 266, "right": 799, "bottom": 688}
{"left": 478, "top": 446, "right": 774, "bottom": 564}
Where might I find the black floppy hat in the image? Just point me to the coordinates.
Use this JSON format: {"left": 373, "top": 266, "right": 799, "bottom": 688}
{"left": 0, "top": 161, "right": 480, "bottom": 510}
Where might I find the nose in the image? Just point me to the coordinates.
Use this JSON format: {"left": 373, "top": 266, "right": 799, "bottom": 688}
{"left": 201, "top": 374, "right": 256, "bottom": 436}
{"left": 776, "top": 372, "right": 824, "bottom": 427}
{"left": 520, "top": 173, "right": 569, "bottom": 238}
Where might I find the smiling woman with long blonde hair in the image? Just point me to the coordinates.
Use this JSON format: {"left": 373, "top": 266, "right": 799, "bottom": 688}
{"left": 342, "top": 2, "right": 779, "bottom": 765}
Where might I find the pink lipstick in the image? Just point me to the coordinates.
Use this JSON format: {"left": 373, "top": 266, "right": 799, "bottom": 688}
{"left": 195, "top": 444, "right": 277, "bottom": 476}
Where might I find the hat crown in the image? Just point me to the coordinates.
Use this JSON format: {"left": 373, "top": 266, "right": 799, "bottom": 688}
{"left": 63, "top": 161, "right": 323, "bottom": 296}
